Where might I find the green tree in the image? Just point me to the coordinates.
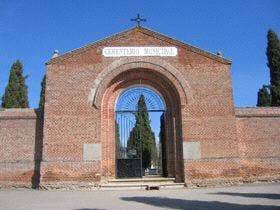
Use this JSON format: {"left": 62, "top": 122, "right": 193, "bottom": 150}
{"left": 257, "top": 85, "right": 271, "bottom": 107}
{"left": 2, "top": 60, "right": 29, "bottom": 108}
{"left": 127, "top": 95, "right": 157, "bottom": 170}
{"left": 267, "top": 29, "right": 280, "bottom": 106}
{"left": 39, "top": 75, "right": 46, "bottom": 109}
{"left": 115, "top": 121, "right": 122, "bottom": 159}
{"left": 159, "top": 113, "right": 167, "bottom": 177}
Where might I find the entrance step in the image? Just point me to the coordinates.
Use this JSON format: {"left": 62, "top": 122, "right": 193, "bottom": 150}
{"left": 99, "top": 177, "right": 185, "bottom": 190}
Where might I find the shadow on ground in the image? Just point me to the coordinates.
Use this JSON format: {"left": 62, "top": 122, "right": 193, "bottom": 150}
{"left": 121, "top": 196, "right": 279, "bottom": 210}
{"left": 76, "top": 209, "right": 107, "bottom": 210}
{"left": 212, "top": 192, "right": 280, "bottom": 200}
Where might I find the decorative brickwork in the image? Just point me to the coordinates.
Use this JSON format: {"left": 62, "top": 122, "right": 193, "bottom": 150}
{"left": 0, "top": 27, "right": 279, "bottom": 188}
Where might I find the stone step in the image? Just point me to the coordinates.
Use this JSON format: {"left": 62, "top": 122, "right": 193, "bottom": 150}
{"left": 105, "top": 181, "right": 176, "bottom": 185}
{"left": 100, "top": 177, "right": 185, "bottom": 190}
{"left": 100, "top": 182, "right": 185, "bottom": 190}
{"left": 108, "top": 177, "right": 175, "bottom": 183}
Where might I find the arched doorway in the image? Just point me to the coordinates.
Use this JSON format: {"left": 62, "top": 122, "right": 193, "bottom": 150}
{"left": 115, "top": 86, "right": 166, "bottom": 178}
{"left": 99, "top": 65, "right": 186, "bottom": 182}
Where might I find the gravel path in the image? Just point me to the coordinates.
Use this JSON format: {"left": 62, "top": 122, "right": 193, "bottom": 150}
{"left": 1, "top": 183, "right": 280, "bottom": 210}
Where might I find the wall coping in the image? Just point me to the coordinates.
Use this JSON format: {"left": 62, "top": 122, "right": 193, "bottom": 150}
{"left": 235, "top": 107, "right": 280, "bottom": 117}
{"left": 0, "top": 108, "right": 41, "bottom": 119}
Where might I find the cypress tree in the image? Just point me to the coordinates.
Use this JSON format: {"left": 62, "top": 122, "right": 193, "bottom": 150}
{"left": 159, "top": 113, "right": 167, "bottom": 176}
{"left": 2, "top": 60, "right": 29, "bottom": 108}
{"left": 266, "top": 29, "right": 280, "bottom": 106}
{"left": 39, "top": 75, "right": 46, "bottom": 109}
{"left": 127, "top": 95, "right": 157, "bottom": 170}
{"left": 115, "top": 121, "right": 122, "bottom": 159}
{"left": 257, "top": 85, "right": 271, "bottom": 106}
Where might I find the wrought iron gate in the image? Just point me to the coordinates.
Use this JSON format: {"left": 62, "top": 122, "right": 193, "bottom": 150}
{"left": 115, "top": 111, "right": 142, "bottom": 178}
{"left": 115, "top": 86, "right": 165, "bottom": 178}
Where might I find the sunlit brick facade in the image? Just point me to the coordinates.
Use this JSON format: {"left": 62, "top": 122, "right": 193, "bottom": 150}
{"left": 1, "top": 27, "right": 279, "bottom": 188}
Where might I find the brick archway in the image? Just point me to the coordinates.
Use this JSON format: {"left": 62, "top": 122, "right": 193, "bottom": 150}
{"left": 98, "top": 61, "right": 188, "bottom": 182}
{"left": 89, "top": 57, "right": 192, "bottom": 108}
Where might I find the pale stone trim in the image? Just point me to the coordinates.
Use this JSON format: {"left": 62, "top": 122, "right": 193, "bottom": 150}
{"left": 183, "top": 142, "right": 201, "bottom": 160}
{"left": 83, "top": 144, "right": 101, "bottom": 161}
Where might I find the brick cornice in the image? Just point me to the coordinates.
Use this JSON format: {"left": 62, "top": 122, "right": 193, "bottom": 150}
{"left": 235, "top": 107, "right": 280, "bottom": 117}
{"left": 0, "top": 108, "right": 41, "bottom": 119}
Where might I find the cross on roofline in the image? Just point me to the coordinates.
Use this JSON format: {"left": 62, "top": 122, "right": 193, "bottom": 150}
{"left": 131, "top": 14, "right": 146, "bottom": 27}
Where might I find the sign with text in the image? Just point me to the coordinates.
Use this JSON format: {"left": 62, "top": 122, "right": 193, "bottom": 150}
{"left": 102, "top": 47, "right": 177, "bottom": 57}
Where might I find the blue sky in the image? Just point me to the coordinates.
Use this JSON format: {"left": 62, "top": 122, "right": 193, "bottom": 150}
{"left": 1, "top": 0, "right": 280, "bottom": 108}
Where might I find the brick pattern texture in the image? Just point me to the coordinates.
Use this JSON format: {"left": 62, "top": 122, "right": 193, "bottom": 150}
{"left": 236, "top": 107, "right": 280, "bottom": 182}
{"left": 0, "top": 27, "right": 279, "bottom": 188}
{"left": 0, "top": 109, "right": 43, "bottom": 187}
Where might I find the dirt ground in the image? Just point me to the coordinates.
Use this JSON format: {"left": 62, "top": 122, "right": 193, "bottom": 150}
{"left": 0, "top": 183, "right": 279, "bottom": 210}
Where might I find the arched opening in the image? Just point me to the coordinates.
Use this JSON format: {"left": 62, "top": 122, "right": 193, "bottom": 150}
{"left": 115, "top": 86, "right": 166, "bottom": 178}
{"left": 100, "top": 67, "right": 186, "bottom": 182}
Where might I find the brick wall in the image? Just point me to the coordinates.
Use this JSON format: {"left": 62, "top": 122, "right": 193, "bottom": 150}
{"left": 0, "top": 109, "right": 43, "bottom": 187}
{"left": 236, "top": 107, "right": 280, "bottom": 182}
{"left": 43, "top": 27, "right": 239, "bottom": 185}
{"left": 1, "top": 27, "right": 279, "bottom": 188}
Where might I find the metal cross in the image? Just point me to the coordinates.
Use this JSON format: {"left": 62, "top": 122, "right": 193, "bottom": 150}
{"left": 131, "top": 14, "right": 146, "bottom": 27}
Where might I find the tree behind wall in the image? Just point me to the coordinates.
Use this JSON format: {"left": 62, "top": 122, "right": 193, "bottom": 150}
{"left": 39, "top": 75, "right": 46, "bottom": 109}
{"left": 257, "top": 85, "right": 271, "bottom": 106}
{"left": 127, "top": 95, "right": 157, "bottom": 170}
{"left": 267, "top": 29, "right": 280, "bottom": 106}
{"left": 159, "top": 113, "right": 167, "bottom": 177}
{"left": 115, "top": 121, "right": 122, "bottom": 159}
{"left": 2, "top": 60, "right": 29, "bottom": 108}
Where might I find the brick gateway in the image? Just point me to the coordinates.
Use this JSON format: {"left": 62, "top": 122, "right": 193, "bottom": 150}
{"left": 0, "top": 27, "right": 279, "bottom": 188}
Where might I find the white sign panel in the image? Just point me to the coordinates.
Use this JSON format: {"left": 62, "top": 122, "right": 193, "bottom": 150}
{"left": 102, "top": 47, "right": 177, "bottom": 57}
